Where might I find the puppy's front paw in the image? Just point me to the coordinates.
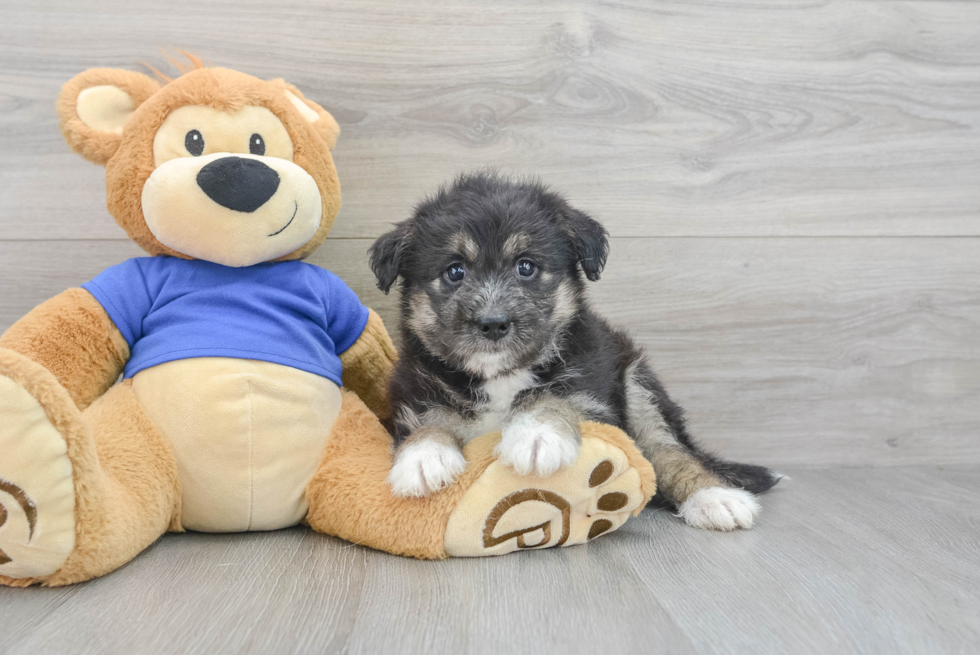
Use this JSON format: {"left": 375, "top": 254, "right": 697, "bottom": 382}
{"left": 388, "top": 440, "right": 467, "bottom": 498}
{"left": 678, "top": 487, "right": 760, "bottom": 531}
{"left": 496, "top": 414, "right": 580, "bottom": 477}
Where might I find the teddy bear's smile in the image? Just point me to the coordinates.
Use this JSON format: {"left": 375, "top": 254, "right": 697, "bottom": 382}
{"left": 268, "top": 201, "right": 299, "bottom": 237}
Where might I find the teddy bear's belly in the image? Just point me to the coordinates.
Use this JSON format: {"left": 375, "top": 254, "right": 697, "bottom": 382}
{"left": 130, "top": 357, "right": 343, "bottom": 532}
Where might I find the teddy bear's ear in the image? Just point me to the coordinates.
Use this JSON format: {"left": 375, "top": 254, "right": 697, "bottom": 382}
{"left": 57, "top": 69, "right": 161, "bottom": 166}
{"left": 282, "top": 83, "right": 341, "bottom": 151}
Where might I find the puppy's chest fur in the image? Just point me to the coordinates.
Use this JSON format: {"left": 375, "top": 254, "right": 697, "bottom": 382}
{"left": 457, "top": 369, "right": 537, "bottom": 443}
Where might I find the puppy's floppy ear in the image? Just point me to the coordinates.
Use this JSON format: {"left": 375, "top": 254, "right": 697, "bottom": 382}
{"left": 564, "top": 208, "right": 609, "bottom": 281}
{"left": 369, "top": 221, "right": 412, "bottom": 294}
{"left": 57, "top": 68, "right": 161, "bottom": 165}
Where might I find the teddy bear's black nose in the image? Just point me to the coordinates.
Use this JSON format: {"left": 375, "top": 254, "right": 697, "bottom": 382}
{"left": 196, "top": 156, "right": 280, "bottom": 213}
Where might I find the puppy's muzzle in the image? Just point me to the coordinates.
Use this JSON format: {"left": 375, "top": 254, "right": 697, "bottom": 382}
{"left": 197, "top": 156, "right": 280, "bottom": 213}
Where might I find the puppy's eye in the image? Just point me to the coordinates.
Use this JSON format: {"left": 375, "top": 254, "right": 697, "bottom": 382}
{"left": 446, "top": 263, "right": 466, "bottom": 283}
{"left": 516, "top": 259, "right": 537, "bottom": 278}
{"left": 249, "top": 133, "right": 266, "bottom": 156}
{"left": 185, "top": 130, "right": 204, "bottom": 156}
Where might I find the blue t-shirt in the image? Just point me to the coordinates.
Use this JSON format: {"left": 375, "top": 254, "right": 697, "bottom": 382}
{"left": 81, "top": 257, "right": 370, "bottom": 385}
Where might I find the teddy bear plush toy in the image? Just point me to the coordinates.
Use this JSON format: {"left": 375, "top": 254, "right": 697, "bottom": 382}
{"left": 0, "top": 62, "right": 656, "bottom": 586}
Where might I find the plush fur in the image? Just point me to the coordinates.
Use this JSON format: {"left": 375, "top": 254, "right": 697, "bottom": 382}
{"left": 339, "top": 308, "right": 399, "bottom": 421}
{"left": 0, "top": 288, "right": 129, "bottom": 410}
{"left": 370, "top": 172, "right": 780, "bottom": 524}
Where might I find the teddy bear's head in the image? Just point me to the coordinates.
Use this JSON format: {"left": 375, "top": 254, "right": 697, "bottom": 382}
{"left": 57, "top": 64, "right": 341, "bottom": 267}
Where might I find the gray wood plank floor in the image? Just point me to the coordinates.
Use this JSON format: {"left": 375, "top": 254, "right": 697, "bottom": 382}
{"left": 1, "top": 467, "right": 977, "bottom": 655}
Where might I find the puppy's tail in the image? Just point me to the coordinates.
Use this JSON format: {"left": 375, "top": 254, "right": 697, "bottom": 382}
{"left": 702, "top": 456, "right": 783, "bottom": 493}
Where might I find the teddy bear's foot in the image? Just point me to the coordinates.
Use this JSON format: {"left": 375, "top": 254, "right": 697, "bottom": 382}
{"left": 1, "top": 348, "right": 181, "bottom": 587}
{"left": 444, "top": 422, "right": 656, "bottom": 556}
{"left": 305, "top": 392, "right": 656, "bottom": 560}
{"left": 0, "top": 370, "right": 76, "bottom": 579}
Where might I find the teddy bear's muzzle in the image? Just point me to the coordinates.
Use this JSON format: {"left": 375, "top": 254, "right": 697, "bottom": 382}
{"left": 141, "top": 152, "right": 323, "bottom": 267}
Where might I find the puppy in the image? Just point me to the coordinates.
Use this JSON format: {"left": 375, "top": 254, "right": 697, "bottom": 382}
{"left": 369, "top": 172, "right": 781, "bottom": 530}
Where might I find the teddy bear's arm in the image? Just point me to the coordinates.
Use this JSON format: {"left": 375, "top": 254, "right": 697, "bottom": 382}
{"left": 0, "top": 288, "right": 129, "bottom": 410}
{"left": 339, "top": 308, "right": 398, "bottom": 420}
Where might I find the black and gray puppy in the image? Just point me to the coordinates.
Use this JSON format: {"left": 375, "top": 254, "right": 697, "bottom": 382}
{"left": 369, "top": 172, "right": 781, "bottom": 530}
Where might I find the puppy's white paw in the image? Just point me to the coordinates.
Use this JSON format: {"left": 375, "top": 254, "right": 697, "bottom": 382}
{"left": 496, "top": 414, "right": 580, "bottom": 477}
{"left": 388, "top": 440, "right": 467, "bottom": 498}
{"left": 678, "top": 487, "right": 761, "bottom": 531}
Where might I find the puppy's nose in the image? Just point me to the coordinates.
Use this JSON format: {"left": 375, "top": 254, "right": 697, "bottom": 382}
{"left": 478, "top": 316, "right": 511, "bottom": 341}
{"left": 197, "top": 156, "right": 280, "bottom": 213}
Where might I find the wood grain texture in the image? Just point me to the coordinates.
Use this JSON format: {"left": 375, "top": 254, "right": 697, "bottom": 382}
{"left": 0, "top": 237, "right": 977, "bottom": 468}
{"left": 2, "top": 0, "right": 977, "bottom": 466}
{"left": 0, "top": 466, "right": 977, "bottom": 655}
{"left": 1, "top": 0, "right": 979, "bottom": 239}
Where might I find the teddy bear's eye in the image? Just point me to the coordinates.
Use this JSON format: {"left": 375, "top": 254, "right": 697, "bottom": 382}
{"left": 185, "top": 130, "right": 204, "bottom": 156}
{"left": 249, "top": 133, "right": 266, "bottom": 156}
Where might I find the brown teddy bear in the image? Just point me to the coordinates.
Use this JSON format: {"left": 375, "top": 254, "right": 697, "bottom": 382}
{"left": 0, "top": 62, "right": 655, "bottom": 586}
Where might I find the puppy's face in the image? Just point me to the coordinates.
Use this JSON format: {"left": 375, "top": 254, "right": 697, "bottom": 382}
{"left": 400, "top": 214, "right": 576, "bottom": 378}
{"left": 371, "top": 175, "right": 608, "bottom": 377}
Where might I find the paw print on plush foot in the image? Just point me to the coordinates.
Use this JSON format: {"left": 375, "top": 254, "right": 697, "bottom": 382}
{"left": 495, "top": 414, "right": 580, "bottom": 477}
{"left": 444, "top": 423, "right": 657, "bottom": 556}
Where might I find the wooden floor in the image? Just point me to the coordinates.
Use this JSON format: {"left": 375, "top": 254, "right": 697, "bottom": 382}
{"left": 0, "top": 467, "right": 978, "bottom": 655}
{"left": 1, "top": 0, "right": 979, "bottom": 653}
